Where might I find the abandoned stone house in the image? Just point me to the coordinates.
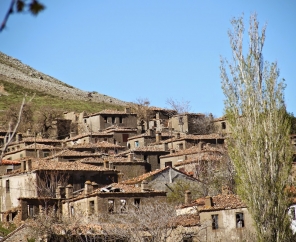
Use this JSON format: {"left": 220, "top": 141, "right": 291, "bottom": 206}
{"left": 83, "top": 109, "right": 137, "bottom": 133}
{"left": 213, "top": 116, "right": 229, "bottom": 134}
{"left": 159, "top": 144, "right": 225, "bottom": 169}
{"left": 65, "top": 132, "right": 114, "bottom": 147}
{"left": 44, "top": 149, "right": 104, "bottom": 162}
{"left": 68, "top": 141, "right": 126, "bottom": 155}
{"left": 176, "top": 190, "right": 254, "bottom": 242}
{"left": 0, "top": 159, "right": 21, "bottom": 176}
{"left": 126, "top": 129, "right": 157, "bottom": 150}
{"left": 104, "top": 126, "right": 138, "bottom": 147}
{"left": 2, "top": 143, "right": 63, "bottom": 161}
{"left": 121, "top": 166, "right": 203, "bottom": 193}
{"left": 78, "top": 154, "right": 150, "bottom": 180}
{"left": 62, "top": 182, "right": 167, "bottom": 219}
{"left": 169, "top": 113, "right": 206, "bottom": 134}
{"left": 0, "top": 159, "right": 119, "bottom": 222}
{"left": 132, "top": 145, "right": 170, "bottom": 171}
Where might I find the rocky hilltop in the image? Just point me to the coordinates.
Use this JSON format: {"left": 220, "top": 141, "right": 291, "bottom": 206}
{"left": 0, "top": 52, "right": 127, "bottom": 106}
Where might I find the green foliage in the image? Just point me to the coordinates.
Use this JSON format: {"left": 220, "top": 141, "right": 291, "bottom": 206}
{"left": 0, "top": 222, "right": 16, "bottom": 237}
{"left": 0, "top": 79, "right": 123, "bottom": 120}
{"left": 166, "top": 180, "right": 202, "bottom": 205}
{"left": 221, "top": 14, "right": 294, "bottom": 242}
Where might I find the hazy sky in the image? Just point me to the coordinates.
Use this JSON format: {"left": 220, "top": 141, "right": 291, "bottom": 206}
{"left": 0, "top": 0, "right": 295, "bottom": 117}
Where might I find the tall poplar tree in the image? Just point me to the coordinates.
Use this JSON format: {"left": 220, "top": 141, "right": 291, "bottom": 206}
{"left": 220, "top": 14, "right": 294, "bottom": 242}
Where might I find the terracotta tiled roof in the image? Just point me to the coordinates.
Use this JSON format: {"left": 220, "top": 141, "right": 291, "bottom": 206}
{"left": 86, "top": 109, "right": 136, "bottom": 117}
{"left": 70, "top": 141, "right": 125, "bottom": 149}
{"left": 174, "top": 151, "right": 224, "bottom": 166}
{"left": 4, "top": 144, "right": 62, "bottom": 155}
{"left": 127, "top": 133, "right": 152, "bottom": 140}
{"left": 189, "top": 194, "right": 246, "bottom": 211}
{"left": 133, "top": 146, "right": 168, "bottom": 153}
{"left": 43, "top": 149, "right": 103, "bottom": 160}
{"left": 104, "top": 125, "right": 138, "bottom": 132}
{"left": 171, "top": 214, "right": 200, "bottom": 227}
{"left": 65, "top": 132, "right": 112, "bottom": 142}
{"left": 160, "top": 146, "right": 224, "bottom": 158}
{"left": 159, "top": 133, "right": 224, "bottom": 144}
{"left": 121, "top": 167, "right": 171, "bottom": 185}
{"left": 1, "top": 159, "right": 21, "bottom": 165}
{"left": 79, "top": 156, "right": 144, "bottom": 164}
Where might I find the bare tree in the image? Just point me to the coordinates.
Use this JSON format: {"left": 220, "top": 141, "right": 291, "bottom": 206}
{"left": 220, "top": 14, "right": 294, "bottom": 241}
{"left": 166, "top": 98, "right": 191, "bottom": 114}
{"left": 188, "top": 113, "right": 217, "bottom": 135}
{"left": 0, "top": 95, "right": 34, "bottom": 163}
{"left": 99, "top": 201, "right": 200, "bottom": 242}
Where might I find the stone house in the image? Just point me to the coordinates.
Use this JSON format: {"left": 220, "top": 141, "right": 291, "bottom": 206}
{"left": 133, "top": 145, "right": 170, "bottom": 171}
{"left": 159, "top": 145, "right": 224, "bottom": 169}
{"left": 61, "top": 182, "right": 167, "bottom": 218}
{"left": 127, "top": 129, "right": 157, "bottom": 150}
{"left": 121, "top": 166, "right": 203, "bottom": 193}
{"left": 213, "top": 116, "right": 229, "bottom": 134}
{"left": 176, "top": 191, "right": 255, "bottom": 242}
{"left": 83, "top": 109, "right": 137, "bottom": 133}
{"left": 0, "top": 159, "right": 21, "bottom": 175}
{"left": 104, "top": 126, "right": 138, "bottom": 147}
{"left": 68, "top": 141, "right": 126, "bottom": 155}
{"left": 0, "top": 159, "right": 119, "bottom": 222}
{"left": 78, "top": 154, "right": 150, "bottom": 180}
{"left": 2, "top": 144, "right": 62, "bottom": 161}
{"left": 64, "top": 132, "right": 114, "bottom": 147}
{"left": 44, "top": 150, "right": 104, "bottom": 162}
{"left": 169, "top": 113, "right": 205, "bottom": 134}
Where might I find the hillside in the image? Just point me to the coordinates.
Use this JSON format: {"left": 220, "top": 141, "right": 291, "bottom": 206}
{"left": 0, "top": 51, "right": 127, "bottom": 113}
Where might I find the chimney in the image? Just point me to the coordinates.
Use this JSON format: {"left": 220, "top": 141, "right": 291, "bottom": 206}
{"left": 141, "top": 180, "right": 149, "bottom": 192}
{"left": 27, "top": 159, "right": 32, "bottom": 171}
{"left": 109, "top": 161, "right": 114, "bottom": 169}
{"left": 27, "top": 129, "right": 31, "bottom": 135}
{"left": 205, "top": 196, "right": 213, "bottom": 207}
{"left": 176, "top": 133, "right": 180, "bottom": 139}
{"left": 125, "top": 107, "right": 131, "bottom": 114}
{"left": 128, "top": 153, "right": 134, "bottom": 162}
{"left": 91, "top": 182, "right": 98, "bottom": 191}
{"left": 85, "top": 181, "right": 93, "bottom": 195}
{"left": 185, "top": 190, "right": 192, "bottom": 205}
{"left": 65, "top": 184, "right": 73, "bottom": 199}
{"left": 70, "top": 132, "right": 76, "bottom": 138}
{"left": 156, "top": 132, "right": 161, "bottom": 143}
{"left": 56, "top": 185, "right": 64, "bottom": 199}
{"left": 198, "top": 141, "right": 205, "bottom": 151}
{"left": 163, "top": 143, "right": 168, "bottom": 152}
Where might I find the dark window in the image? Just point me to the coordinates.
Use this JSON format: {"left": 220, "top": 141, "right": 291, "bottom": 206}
{"left": 104, "top": 117, "right": 107, "bottom": 123}
{"left": 89, "top": 201, "right": 95, "bottom": 214}
{"left": 6, "top": 180, "right": 10, "bottom": 193}
{"left": 119, "top": 117, "right": 123, "bottom": 123}
{"left": 122, "top": 134, "right": 129, "bottom": 142}
{"left": 222, "top": 122, "right": 226, "bottom": 130}
{"left": 108, "top": 199, "right": 115, "bottom": 213}
{"left": 43, "top": 152, "right": 49, "bottom": 157}
{"left": 212, "top": 214, "right": 218, "bottom": 229}
{"left": 236, "top": 213, "right": 245, "bottom": 228}
{"left": 134, "top": 198, "right": 140, "bottom": 209}
{"left": 165, "top": 161, "right": 172, "bottom": 167}
{"left": 112, "top": 117, "right": 116, "bottom": 124}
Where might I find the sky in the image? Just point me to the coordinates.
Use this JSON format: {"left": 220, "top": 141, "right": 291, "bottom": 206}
{"left": 0, "top": 0, "right": 295, "bottom": 117}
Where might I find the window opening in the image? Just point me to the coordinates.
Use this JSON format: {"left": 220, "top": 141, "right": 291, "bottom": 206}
{"left": 119, "top": 117, "right": 123, "bottom": 123}
{"left": 165, "top": 161, "right": 172, "bottom": 167}
{"left": 71, "top": 206, "right": 75, "bottom": 216}
{"left": 120, "top": 199, "right": 127, "bottom": 213}
{"left": 212, "top": 214, "right": 218, "bottom": 229}
{"left": 108, "top": 199, "right": 115, "bottom": 213}
{"left": 28, "top": 205, "right": 34, "bottom": 217}
{"left": 236, "top": 213, "right": 245, "bottom": 228}
{"left": 6, "top": 180, "right": 10, "bottom": 193}
{"left": 134, "top": 198, "right": 140, "bottom": 209}
{"left": 112, "top": 117, "right": 116, "bottom": 124}
{"left": 89, "top": 201, "right": 95, "bottom": 214}
{"left": 135, "top": 141, "right": 139, "bottom": 147}
{"left": 222, "top": 122, "right": 226, "bottom": 130}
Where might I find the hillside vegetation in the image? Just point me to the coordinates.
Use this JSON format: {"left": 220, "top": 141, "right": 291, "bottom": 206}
{"left": 0, "top": 52, "right": 126, "bottom": 115}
